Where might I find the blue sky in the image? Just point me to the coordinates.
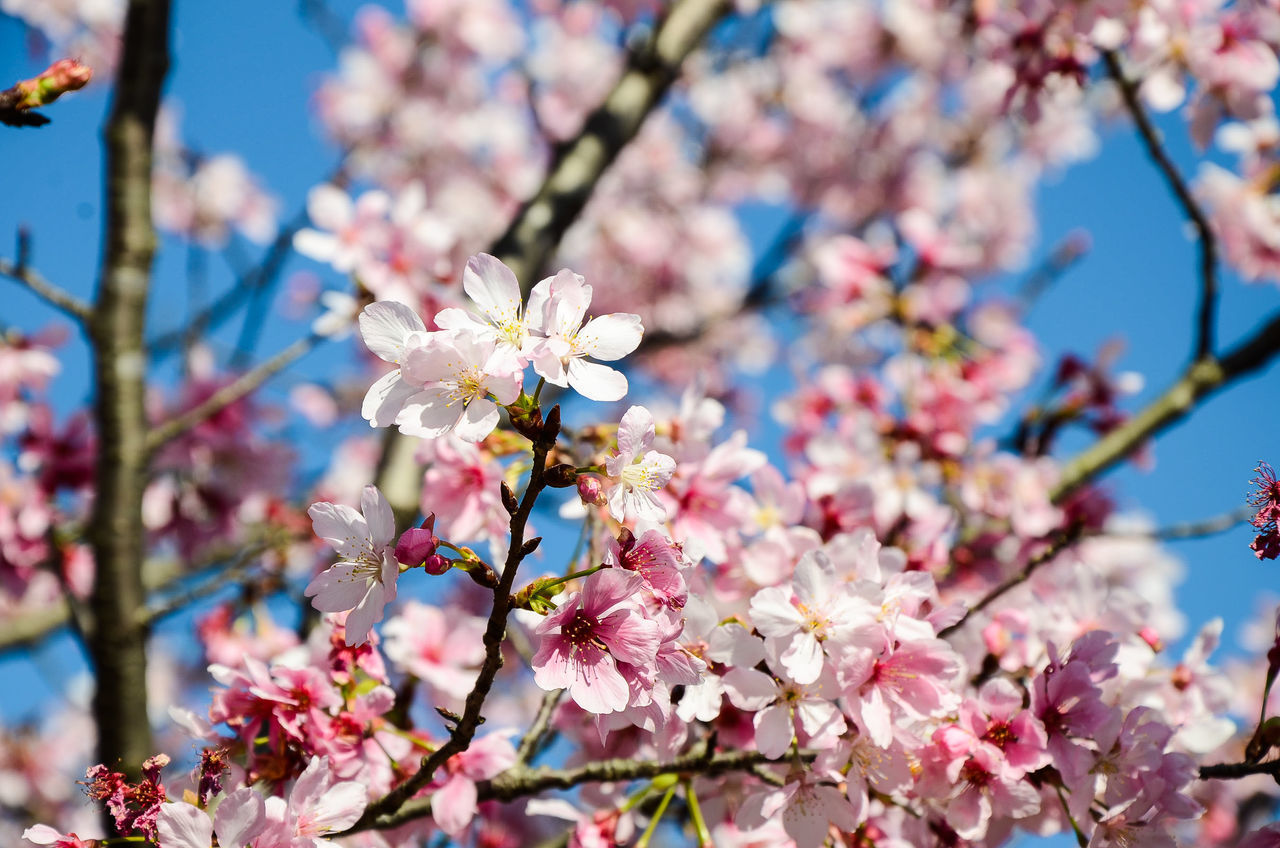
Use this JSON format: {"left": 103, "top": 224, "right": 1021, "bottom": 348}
{"left": 1, "top": 6, "right": 1279, "bottom": 840}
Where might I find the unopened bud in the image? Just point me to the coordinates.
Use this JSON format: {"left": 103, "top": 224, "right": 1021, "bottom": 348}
{"left": 1137, "top": 626, "right": 1163, "bottom": 653}
{"left": 16, "top": 59, "right": 92, "bottom": 109}
{"left": 423, "top": 553, "right": 450, "bottom": 576}
{"left": 394, "top": 514, "right": 438, "bottom": 567}
{"left": 577, "top": 475, "right": 604, "bottom": 506}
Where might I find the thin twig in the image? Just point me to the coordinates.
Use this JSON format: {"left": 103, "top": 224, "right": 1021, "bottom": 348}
{"left": 516, "top": 688, "right": 564, "bottom": 765}
{"left": 1099, "top": 506, "right": 1255, "bottom": 542}
{"left": 351, "top": 409, "right": 562, "bottom": 829}
{"left": 0, "top": 257, "right": 91, "bottom": 320}
{"left": 147, "top": 207, "right": 311, "bottom": 356}
{"left": 1102, "top": 50, "right": 1219, "bottom": 362}
{"left": 145, "top": 333, "right": 323, "bottom": 454}
{"left": 141, "top": 542, "right": 273, "bottom": 624}
{"left": 939, "top": 527, "right": 1083, "bottom": 639}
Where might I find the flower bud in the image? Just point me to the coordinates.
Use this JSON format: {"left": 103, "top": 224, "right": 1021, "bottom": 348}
{"left": 16, "top": 59, "right": 92, "bottom": 109}
{"left": 577, "top": 474, "right": 604, "bottom": 505}
{"left": 545, "top": 463, "right": 578, "bottom": 488}
{"left": 423, "top": 553, "right": 450, "bottom": 575}
{"left": 394, "top": 514, "right": 438, "bottom": 567}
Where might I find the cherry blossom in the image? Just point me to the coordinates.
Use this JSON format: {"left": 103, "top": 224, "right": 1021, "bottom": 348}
{"left": 305, "top": 485, "right": 399, "bottom": 646}
{"left": 531, "top": 568, "right": 661, "bottom": 714}
{"left": 602, "top": 406, "right": 676, "bottom": 523}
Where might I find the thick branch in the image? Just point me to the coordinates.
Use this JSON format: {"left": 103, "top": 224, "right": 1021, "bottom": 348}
{"left": 1200, "top": 759, "right": 1280, "bottom": 781}
{"left": 86, "top": 0, "right": 170, "bottom": 781}
{"left": 373, "top": 0, "right": 734, "bottom": 527}
{"left": 1051, "top": 309, "right": 1280, "bottom": 501}
{"left": 1102, "top": 50, "right": 1219, "bottom": 361}
{"left": 492, "top": 0, "right": 731, "bottom": 292}
{"left": 357, "top": 744, "right": 805, "bottom": 832}
{"left": 0, "top": 258, "right": 92, "bottom": 320}
{"left": 145, "top": 333, "right": 322, "bottom": 453}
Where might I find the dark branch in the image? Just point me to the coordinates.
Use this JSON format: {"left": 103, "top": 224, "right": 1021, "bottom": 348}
{"left": 1102, "top": 50, "right": 1219, "bottom": 362}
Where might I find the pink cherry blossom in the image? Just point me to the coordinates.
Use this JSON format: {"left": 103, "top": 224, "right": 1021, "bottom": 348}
{"left": 305, "top": 485, "right": 399, "bottom": 646}
{"left": 531, "top": 569, "right": 661, "bottom": 714}
{"left": 430, "top": 732, "right": 517, "bottom": 836}
{"left": 396, "top": 330, "right": 523, "bottom": 442}
{"left": 602, "top": 406, "right": 676, "bottom": 523}
{"left": 527, "top": 268, "right": 643, "bottom": 402}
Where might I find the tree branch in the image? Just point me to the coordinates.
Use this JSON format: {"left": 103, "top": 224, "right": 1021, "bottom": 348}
{"left": 356, "top": 743, "right": 810, "bottom": 832}
{"left": 85, "top": 0, "right": 170, "bottom": 787}
{"left": 1200, "top": 759, "right": 1280, "bottom": 781}
{"left": 351, "top": 409, "right": 562, "bottom": 829}
{"left": 0, "top": 257, "right": 91, "bottom": 321}
{"left": 1102, "top": 50, "right": 1219, "bottom": 362}
{"left": 144, "top": 332, "right": 323, "bottom": 454}
{"left": 516, "top": 688, "right": 563, "bottom": 765}
{"left": 1051, "top": 308, "right": 1280, "bottom": 502}
{"left": 938, "top": 527, "right": 1083, "bottom": 639}
{"left": 373, "top": 0, "right": 736, "bottom": 528}
{"left": 492, "top": 0, "right": 733, "bottom": 292}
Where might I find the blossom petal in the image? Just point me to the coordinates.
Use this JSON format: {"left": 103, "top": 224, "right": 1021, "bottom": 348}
{"left": 213, "top": 788, "right": 266, "bottom": 848}
{"left": 432, "top": 776, "right": 478, "bottom": 836}
{"left": 567, "top": 358, "right": 628, "bottom": 402}
{"left": 307, "top": 502, "right": 368, "bottom": 560}
{"left": 576, "top": 313, "right": 643, "bottom": 361}
{"left": 396, "top": 388, "right": 464, "bottom": 438}
{"left": 463, "top": 253, "right": 522, "bottom": 323}
{"left": 361, "top": 370, "right": 418, "bottom": 428}
{"left": 359, "top": 301, "right": 427, "bottom": 364}
{"left": 754, "top": 703, "right": 794, "bottom": 759}
{"left": 157, "top": 803, "right": 213, "bottom": 848}
{"left": 453, "top": 398, "right": 501, "bottom": 442}
{"left": 304, "top": 564, "right": 369, "bottom": 612}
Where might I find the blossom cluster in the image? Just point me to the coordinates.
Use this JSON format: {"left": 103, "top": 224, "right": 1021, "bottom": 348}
{"left": 8, "top": 0, "right": 1280, "bottom": 847}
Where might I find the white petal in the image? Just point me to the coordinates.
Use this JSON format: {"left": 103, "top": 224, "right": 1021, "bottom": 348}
{"left": 463, "top": 253, "right": 522, "bottom": 322}
{"left": 395, "top": 388, "right": 464, "bottom": 438}
{"left": 567, "top": 358, "right": 628, "bottom": 402}
{"left": 754, "top": 703, "right": 794, "bottom": 759}
{"left": 361, "top": 370, "right": 418, "bottom": 429}
{"left": 359, "top": 301, "right": 427, "bottom": 364}
{"left": 360, "top": 486, "right": 394, "bottom": 545}
{"left": 723, "top": 667, "right": 779, "bottom": 712}
{"left": 213, "top": 788, "right": 266, "bottom": 848}
{"left": 453, "top": 398, "right": 501, "bottom": 442}
{"left": 157, "top": 803, "right": 213, "bottom": 848}
{"left": 307, "top": 502, "right": 368, "bottom": 560}
{"left": 576, "top": 313, "right": 643, "bottom": 361}
{"left": 307, "top": 184, "right": 353, "bottom": 230}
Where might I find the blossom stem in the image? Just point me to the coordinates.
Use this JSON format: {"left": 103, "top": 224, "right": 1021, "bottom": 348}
{"left": 533, "top": 376, "right": 545, "bottom": 404}
{"left": 1055, "top": 785, "right": 1088, "bottom": 848}
{"left": 683, "top": 778, "right": 712, "bottom": 847}
{"left": 634, "top": 781, "right": 678, "bottom": 848}
{"left": 535, "top": 565, "right": 606, "bottom": 595}
{"left": 349, "top": 406, "right": 562, "bottom": 829}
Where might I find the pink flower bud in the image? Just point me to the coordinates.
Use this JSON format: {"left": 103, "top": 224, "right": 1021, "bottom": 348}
{"left": 16, "top": 59, "right": 92, "bottom": 109}
{"left": 577, "top": 474, "right": 604, "bottom": 505}
{"left": 395, "top": 527, "right": 438, "bottom": 567}
{"left": 1138, "top": 626, "right": 1163, "bottom": 652}
{"left": 423, "top": 553, "right": 450, "bottom": 575}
